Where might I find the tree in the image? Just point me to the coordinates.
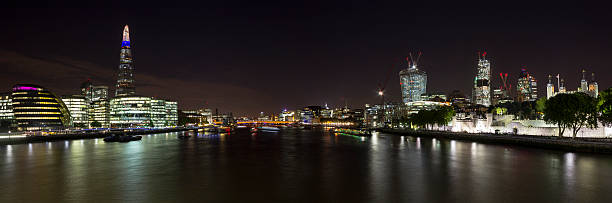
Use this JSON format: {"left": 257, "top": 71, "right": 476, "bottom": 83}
{"left": 434, "top": 106, "right": 455, "bottom": 127}
{"left": 409, "top": 106, "right": 455, "bottom": 130}
{"left": 91, "top": 121, "right": 102, "bottom": 128}
{"left": 544, "top": 93, "right": 598, "bottom": 138}
{"left": 598, "top": 88, "right": 612, "bottom": 127}
{"left": 535, "top": 97, "right": 546, "bottom": 114}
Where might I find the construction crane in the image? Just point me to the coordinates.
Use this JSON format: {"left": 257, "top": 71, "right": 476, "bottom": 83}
{"left": 379, "top": 52, "right": 421, "bottom": 95}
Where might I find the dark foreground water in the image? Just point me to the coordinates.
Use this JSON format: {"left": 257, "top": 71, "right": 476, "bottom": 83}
{"left": 2, "top": 129, "right": 612, "bottom": 202}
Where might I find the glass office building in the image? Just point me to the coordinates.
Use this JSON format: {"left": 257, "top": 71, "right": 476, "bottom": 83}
{"left": 399, "top": 63, "right": 427, "bottom": 104}
{"left": 62, "top": 95, "right": 89, "bottom": 128}
{"left": 473, "top": 54, "right": 491, "bottom": 106}
{"left": 110, "top": 96, "right": 177, "bottom": 128}
{"left": 11, "top": 84, "right": 71, "bottom": 131}
{"left": 90, "top": 99, "right": 110, "bottom": 128}
{"left": 517, "top": 69, "right": 538, "bottom": 102}
{"left": 110, "top": 96, "right": 151, "bottom": 128}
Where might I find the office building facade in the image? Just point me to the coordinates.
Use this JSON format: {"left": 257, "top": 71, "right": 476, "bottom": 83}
{"left": 11, "top": 84, "right": 71, "bottom": 131}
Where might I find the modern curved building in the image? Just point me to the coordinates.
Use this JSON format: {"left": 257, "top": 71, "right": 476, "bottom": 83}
{"left": 11, "top": 84, "right": 71, "bottom": 131}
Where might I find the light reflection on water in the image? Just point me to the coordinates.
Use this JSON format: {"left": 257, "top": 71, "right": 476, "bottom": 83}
{"left": 0, "top": 130, "right": 611, "bottom": 202}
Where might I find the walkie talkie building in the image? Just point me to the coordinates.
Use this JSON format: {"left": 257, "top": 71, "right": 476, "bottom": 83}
{"left": 399, "top": 55, "right": 427, "bottom": 104}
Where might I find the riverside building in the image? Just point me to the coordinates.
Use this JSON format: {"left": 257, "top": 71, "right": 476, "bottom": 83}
{"left": 0, "top": 93, "right": 15, "bottom": 131}
{"left": 61, "top": 95, "right": 89, "bottom": 128}
{"left": 110, "top": 96, "right": 177, "bottom": 128}
{"left": 11, "top": 84, "right": 71, "bottom": 131}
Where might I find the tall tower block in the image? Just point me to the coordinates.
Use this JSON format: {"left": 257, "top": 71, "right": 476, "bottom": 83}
{"left": 115, "top": 25, "right": 136, "bottom": 97}
{"left": 473, "top": 52, "right": 491, "bottom": 106}
{"left": 399, "top": 52, "right": 427, "bottom": 103}
{"left": 546, "top": 75, "right": 555, "bottom": 99}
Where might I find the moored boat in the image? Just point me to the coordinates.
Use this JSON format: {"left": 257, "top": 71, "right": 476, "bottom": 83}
{"left": 256, "top": 126, "right": 281, "bottom": 132}
{"left": 332, "top": 128, "right": 371, "bottom": 136}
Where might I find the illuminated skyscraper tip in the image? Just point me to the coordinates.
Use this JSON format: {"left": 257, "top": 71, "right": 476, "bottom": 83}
{"left": 122, "top": 25, "right": 130, "bottom": 47}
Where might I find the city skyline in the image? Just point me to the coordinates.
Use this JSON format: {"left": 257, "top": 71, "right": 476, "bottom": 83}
{"left": 1, "top": 5, "right": 611, "bottom": 115}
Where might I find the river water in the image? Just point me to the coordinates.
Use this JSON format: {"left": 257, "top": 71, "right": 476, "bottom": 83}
{"left": 1, "top": 128, "right": 612, "bottom": 202}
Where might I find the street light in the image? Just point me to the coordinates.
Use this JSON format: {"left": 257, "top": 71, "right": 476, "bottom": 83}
{"left": 378, "top": 89, "right": 385, "bottom": 128}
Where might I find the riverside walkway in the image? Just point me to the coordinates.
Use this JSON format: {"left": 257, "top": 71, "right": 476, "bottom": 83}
{"left": 380, "top": 128, "right": 612, "bottom": 154}
{"left": 0, "top": 127, "right": 202, "bottom": 145}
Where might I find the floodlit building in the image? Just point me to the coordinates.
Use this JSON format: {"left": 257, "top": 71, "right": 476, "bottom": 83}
{"left": 81, "top": 80, "right": 109, "bottom": 102}
{"left": 110, "top": 96, "right": 151, "bottom": 128}
{"left": 165, "top": 101, "right": 178, "bottom": 126}
{"left": 11, "top": 84, "right": 71, "bottom": 131}
{"left": 589, "top": 72, "right": 599, "bottom": 98}
{"left": 516, "top": 69, "right": 537, "bottom": 102}
{"left": 579, "top": 69, "right": 588, "bottom": 93}
{"left": 0, "top": 93, "right": 15, "bottom": 131}
{"left": 579, "top": 70, "right": 599, "bottom": 98}
{"left": 279, "top": 109, "right": 296, "bottom": 121}
{"left": 300, "top": 106, "right": 322, "bottom": 124}
{"left": 115, "top": 25, "right": 136, "bottom": 97}
{"left": 181, "top": 109, "right": 211, "bottom": 126}
{"left": 546, "top": 75, "right": 555, "bottom": 99}
{"left": 150, "top": 99, "right": 177, "bottom": 128}
{"left": 62, "top": 95, "right": 89, "bottom": 128}
{"left": 472, "top": 52, "right": 491, "bottom": 106}
{"left": 90, "top": 99, "right": 110, "bottom": 128}
{"left": 110, "top": 96, "right": 177, "bottom": 128}
{"left": 399, "top": 54, "right": 427, "bottom": 103}
{"left": 364, "top": 104, "right": 382, "bottom": 127}
{"left": 405, "top": 101, "right": 450, "bottom": 115}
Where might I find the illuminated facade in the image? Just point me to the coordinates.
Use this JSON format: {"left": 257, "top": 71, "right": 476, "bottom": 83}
{"left": 279, "top": 109, "right": 296, "bottom": 121}
{"left": 110, "top": 96, "right": 151, "bottom": 128}
{"left": 546, "top": 75, "right": 555, "bottom": 99}
{"left": 150, "top": 99, "right": 178, "bottom": 127}
{"left": 0, "top": 93, "right": 13, "bottom": 121}
{"left": 165, "top": 101, "right": 178, "bottom": 127}
{"left": 115, "top": 25, "right": 136, "bottom": 96}
{"left": 62, "top": 95, "right": 89, "bottom": 128}
{"left": 110, "top": 96, "right": 177, "bottom": 128}
{"left": 0, "top": 93, "right": 15, "bottom": 131}
{"left": 399, "top": 57, "right": 427, "bottom": 103}
{"left": 517, "top": 69, "right": 538, "bottom": 102}
{"left": 11, "top": 84, "right": 71, "bottom": 131}
{"left": 579, "top": 70, "right": 599, "bottom": 98}
{"left": 81, "top": 80, "right": 109, "bottom": 102}
{"left": 181, "top": 109, "right": 211, "bottom": 126}
{"left": 90, "top": 99, "right": 110, "bottom": 128}
{"left": 472, "top": 53, "right": 491, "bottom": 106}
{"left": 579, "top": 70, "right": 588, "bottom": 93}
{"left": 588, "top": 73, "right": 598, "bottom": 98}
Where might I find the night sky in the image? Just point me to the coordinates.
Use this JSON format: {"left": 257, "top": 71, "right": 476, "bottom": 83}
{"left": 1, "top": 3, "right": 610, "bottom": 116}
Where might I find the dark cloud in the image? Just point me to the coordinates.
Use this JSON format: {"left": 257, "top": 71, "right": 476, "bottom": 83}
{"left": 0, "top": 4, "right": 611, "bottom": 116}
{"left": 0, "top": 50, "right": 273, "bottom": 116}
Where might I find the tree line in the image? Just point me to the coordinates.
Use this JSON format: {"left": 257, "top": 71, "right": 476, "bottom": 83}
{"left": 544, "top": 88, "right": 612, "bottom": 138}
{"left": 409, "top": 106, "right": 455, "bottom": 129}
{"left": 407, "top": 87, "right": 612, "bottom": 138}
